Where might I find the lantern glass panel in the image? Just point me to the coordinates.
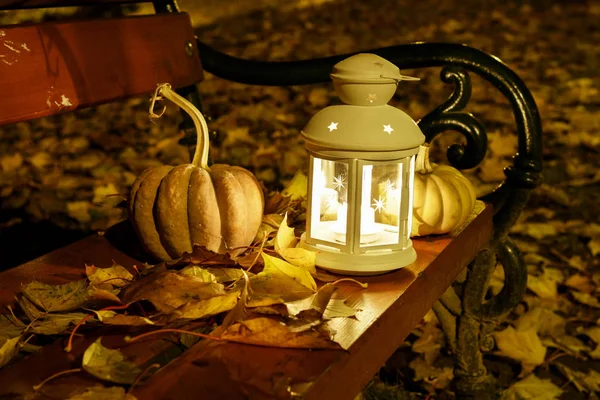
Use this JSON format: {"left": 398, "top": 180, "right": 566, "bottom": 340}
{"left": 310, "top": 157, "right": 349, "bottom": 245}
{"left": 358, "top": 162, "right": 402, "bottom": 248}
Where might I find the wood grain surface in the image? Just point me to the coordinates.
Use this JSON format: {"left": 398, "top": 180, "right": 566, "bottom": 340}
{"left": 0, "top": 203, "right": 492, "bottom": 399}
{"left": 0, "top": 13, "right": 203, "bottom": 126}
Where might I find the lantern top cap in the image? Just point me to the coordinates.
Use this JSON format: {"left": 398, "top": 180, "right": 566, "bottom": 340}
{"left": 330, "top": 53, "right": 420, "bottom": 84}
{"left": 301, "top": 53, "right": 425, "bottom": 154}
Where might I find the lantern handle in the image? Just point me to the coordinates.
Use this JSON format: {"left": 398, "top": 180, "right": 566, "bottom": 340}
{"left": 149, "top": 83, "right": 210, "bottom": 170}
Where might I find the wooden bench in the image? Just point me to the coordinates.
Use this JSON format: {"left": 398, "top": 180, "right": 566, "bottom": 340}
{"left": 0, "top": 1, "right": 543, "bottom": 399}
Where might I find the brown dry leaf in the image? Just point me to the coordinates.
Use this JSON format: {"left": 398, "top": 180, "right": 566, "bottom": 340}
{"left": 92, "top": 310, "right": 154, "bottom": 326}
{"left": 86, "top": 263, "right": 133, "bottom": 289}
{"left": 493, "top": 326, "right": 546, "bottom": 372}
{"left": 30, "top": 312, "right": 88, "bottom": 335}
{"left": 0, "top": 336, "right": 21, "bottom": 368}
{"left": 119, "top": 271, "right": 227, "bottom": 313}
{"left": 263, "top": 193, "right": 292, "bottom": 215}
{"left": 500, "top": 373, "right": 563, "bottom": 400}
{"left": 22, "top": 280, "right": 89, "bottom": 312}
{"left": 254, "top": 213, "right": 284, "bottom": 245}
{"left": 169, "top": 291, "right": 240, "bottom": 321}
{"left": 408, "top": 356, "right": 453, "bottom": 391}
{"left": 67, "top": 386, "right": 138, "bottom": 400}
{"left": 249, "top": 254, "right": 316, "bottom": 303}
{"left": 82, "top": 338, "right": 142, "bottom": 385}
{"left": 275, "top": 213, "right": 317, "bottom": 275}
{"left": 168, "top": 245, "right": 236, "bottom": 268}
{"left": 571, "top": 291, "right": 600, "bottom": 308}
{"left": 221, "top": 316, "right": 340, "bottom": 349}
{"left": 286, "top": 283, "right": 337, "bottom": 317}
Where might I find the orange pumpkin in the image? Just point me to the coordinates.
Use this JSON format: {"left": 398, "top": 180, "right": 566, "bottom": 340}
{"left": 129, "top": 84, "right": 264, "bottom": 261}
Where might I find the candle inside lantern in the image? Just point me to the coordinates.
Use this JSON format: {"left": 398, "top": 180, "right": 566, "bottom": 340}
{"left": 333, "top": 202, "right": 380, "bottom": 243}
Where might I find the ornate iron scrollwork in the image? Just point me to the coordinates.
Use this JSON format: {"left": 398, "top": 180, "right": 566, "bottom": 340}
{"left": 194, "top": 40, "right": 542, "bottom": 399}
{"left": 417, "top": 66, "right": 488, "bottom": 170}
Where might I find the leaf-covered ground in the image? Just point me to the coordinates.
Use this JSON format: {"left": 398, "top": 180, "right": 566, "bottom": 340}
{"left": 0, "top": 0, "right": 599, "bottom": 398}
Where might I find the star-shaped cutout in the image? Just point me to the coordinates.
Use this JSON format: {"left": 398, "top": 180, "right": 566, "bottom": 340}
{"left": 327, "top": 122, "right": 338, "bottom": 132}
{"left": 383, "top": 124, "right": 394, "bottom": 134}
{"left": 372, "top": 195, "right": 386, "bottom": 212}
{"left": 366, "top": 93, "right": 377, "bottom": 103}
{"left": 332, "top": 175, "right": 346, "bottom": 191}
{"left": 373, "top": 61, "right": 384, "bottom": 68}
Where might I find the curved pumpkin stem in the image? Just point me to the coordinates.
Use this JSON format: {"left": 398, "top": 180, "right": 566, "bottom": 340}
{"left": 150, "top": 83, "right": 210, "bottom": 170}
{"left": 415, "top": 144, "right": 434, "bottom": 174}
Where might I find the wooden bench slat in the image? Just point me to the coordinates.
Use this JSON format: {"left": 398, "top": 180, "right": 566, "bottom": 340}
{"left": 0, "top": 13, "right": 203, "bottom": 126}
{"left": 0, "top": 204, "right": 492, "bottom": 399}
{"left": 0, "top": 0, "right": 143, "bottom": 9}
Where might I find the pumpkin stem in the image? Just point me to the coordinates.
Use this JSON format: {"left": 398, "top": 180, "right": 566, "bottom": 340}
{"left": 150, "top": 83, "right": 210, "bottom": 170}
{"left": 415, "top": 144, "right": 434, "bottom": 174}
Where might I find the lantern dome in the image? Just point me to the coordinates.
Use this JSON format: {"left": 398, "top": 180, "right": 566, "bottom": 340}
{"left": 301, "top": 105, "right": 425, "bottom": 153}
{"left": 302, "top": 53, "right": 425, "bottom": 155}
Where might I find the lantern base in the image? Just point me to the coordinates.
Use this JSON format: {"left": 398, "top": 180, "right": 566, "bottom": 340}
{"left": 299, "top": 233, "right": 417, "bottom": 276}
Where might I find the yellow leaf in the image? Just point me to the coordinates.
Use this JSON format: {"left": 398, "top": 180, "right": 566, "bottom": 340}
{"left": 179, "top": 266, "right": 246, "bottom": 283}
{"left": 281, "top": 171, "right": 308, "bottom": 200}
{"left": 86, "top": 263, "right": 133, "bottom": 289}
{"left": 22, "top": 280, "right": 89, "bottom": 312}
{"left": 0, "top": 336, "right": 20, "bottom": 368}
{"left": 220, "top": 271, "right": 249, "bottom": 330}
{"left": 555, "top": 363, "right": 600, "bottom": 393}
{"left": 571, "top": 291, "right": 600, "bottom": 308}
{"left": 82, "top": 339, "right": 142, "bottom": 384}
{"left": 249, "top": 254, "right": 317, "bottom": 303}
{"left": 168, "top": 291, "right": 240, "bottom": 321}
{"left": 275, "top": 214, "right": 317, "bottom": 275}
{"left": 323, "top": 299, "right": 359, "bottom": 319}
{"left": 588, "top": 236, "right": 600, "bottom": 256}
{"left": 221, "top": 317, "right": 339, "bottom": 349}
{"left": 0, "top": 314, "right": 25, "bottom": 339}
{"left": 493, "top": 326, "right": 546, "bottom": 369}
{"left": 501, "top": 373, "right": 563, "bottom": 400}
{"left": 527, "top": 271, "right": 558, "bottom": 299}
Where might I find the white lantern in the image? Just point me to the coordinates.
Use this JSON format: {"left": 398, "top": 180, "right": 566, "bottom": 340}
{"left": 298, "top": 53, "right": 425, "bottom": 275}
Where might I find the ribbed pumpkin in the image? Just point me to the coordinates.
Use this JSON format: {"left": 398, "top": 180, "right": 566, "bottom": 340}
{"left": 411, "top": 145, "right": 476, "bottom": 237}
{"left": 129, "top": 84, "right": 264, "bottom": 261}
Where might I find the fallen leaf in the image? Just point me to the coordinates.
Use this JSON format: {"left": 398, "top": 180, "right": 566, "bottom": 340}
{"left": 220, "top": 271, "right": 250, "bottom": 330}
{"left": 86, "top": 263, "right": 133, "bottom": 289}
{"left": 221, "top": 316, "right": 339, "bottom": 349}
{"left": 264, "top": 193, "right": 292, "bottom": 215}
{"left": 501, "top": 373, "right": 563, "bottom": 400}
{"left": 249, "top": 254, "right": 316, "bottom": 302}
{"left": 571, "top": 291, "right": 600, "bottom": 308}
{"left": 0, "top": 314, "right": 25, "bottom": 338}
{"left": 493, "top": 326, "right": 546, "bottom": 371}
{"left": 286, "top": 283, "right": 337, "bottom": 317}
{"left": 579, "top": 326, "right": 600, "bottom": 359}
{"left": 588, "top": 236, "right": 600, "bottom": 256}
{"left": 0, "top": 336, "right": 21, "bottom": 368}
{"left": 168, "top": 246, "right": 236, "bottom": 268}
{"left": 169, "top": 291, "right": 240, "bottom": 321}
{"left": 281, "top": 171, "right": 308, "bottom": 200}
{"left": 527, "top": 271, "right": 558, "bottom": 300}
{"left": 274, "top": 214, "right": 317, "bottom": 274}
{"left": 67, "top": 386, "right": 138, "bottom": 400}
{"left": 22, "top": 280, "right": 89, "bottom": 312}
{"left": 82, "top": 339, "right": 142, "bottom": 384}
{"left": 179, "top": 266, "right": 246, "bottom": 283}
{"left": 92, "top": 311, "right": 154, "bottom": 326}
{"left": 30, "top": 313, "right": 88, "bottom": 335}
{"left": 15, "top": 295, "right": 44, "bottom": 321}
{"left": 119, "top": 271, "right": 226, "bottom": 313}
{"left": 323, "top": 299, "right": 359, "bottom": 319}
{"left": 555, "top": 363, "right": 600, "bottom": 393}
{"left": 564, "top": 274, "right": 595, "bottom": 293}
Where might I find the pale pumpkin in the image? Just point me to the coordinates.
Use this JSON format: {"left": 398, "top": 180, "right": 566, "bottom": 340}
{"left": 129, "top": 84, "right": 264, "bottom": 261}
{"left": 411, "top": 145, "right": 476, "bottom": 237}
